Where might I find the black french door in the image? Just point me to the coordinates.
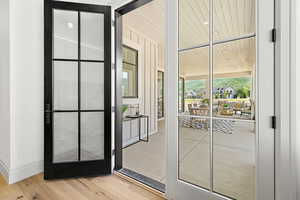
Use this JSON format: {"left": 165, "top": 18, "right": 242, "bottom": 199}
{"left": 44, "top": 1, "right": 111, "bottom": 179}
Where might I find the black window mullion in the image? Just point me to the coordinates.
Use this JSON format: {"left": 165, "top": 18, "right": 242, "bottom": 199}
{"left": 53, "top": 58, "right": 104, "bottom": 63}
{"left": 53, "top": 110, "right": 105, "bottom": 113}
{"left": 78, "top": 11, "right": 81, "bottom": 162}
{"left": 80, "top": 59, "right": 104, "bottom": 63}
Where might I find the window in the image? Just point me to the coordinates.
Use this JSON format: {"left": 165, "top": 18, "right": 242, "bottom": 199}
{"left": 122, "top": 46, "right": 138, "bottom": 98}
{"left": 157, "top": 71, "right": 164, "bottom": 119}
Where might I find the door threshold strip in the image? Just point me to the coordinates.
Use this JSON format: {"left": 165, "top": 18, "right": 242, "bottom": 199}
{"left": 115, "top": 168, "right": 166, "bottom": 196}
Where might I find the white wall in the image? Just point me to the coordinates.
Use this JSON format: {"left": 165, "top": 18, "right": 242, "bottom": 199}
{"left": 0, "top": 0, "right": 131, "bottom": 184}
{"left": 123, "top": 25, "right": 162, "bottom": 130}
{"left": 8, "top": 0, "right": 45, "bottom": 183}
{"left": 2, "top": 0, "right": 110, "bottom": 184}
{"left": 122, "top": 24, "right": 165, "bottom": 146}
{"left": 0, "top": 0, "right": 11, "bottom": 181}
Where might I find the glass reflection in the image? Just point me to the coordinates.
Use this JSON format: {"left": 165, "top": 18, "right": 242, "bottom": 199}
{"left": 213, "top": 38, "right": 256, "bottom": 120}
{"left": 179, "top": 0, "right": 209, "bottom": 49}
{"left": 178, "top": 116, "right": 210, "bottom": 189}
{"left": 213, "top": 0, "right": 256, "bottom": 41}
{"left": 179, "top": 47, "right": 210, "bottom": 117}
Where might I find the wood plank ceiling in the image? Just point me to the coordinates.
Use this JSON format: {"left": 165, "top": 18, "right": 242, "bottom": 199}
{"left": 123, "top": 0, "right": 256, "bottom": 78}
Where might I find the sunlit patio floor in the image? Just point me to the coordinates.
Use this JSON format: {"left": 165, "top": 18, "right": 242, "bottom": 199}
{"left": 123, "top": 120, "right": 255, "bottom": 200}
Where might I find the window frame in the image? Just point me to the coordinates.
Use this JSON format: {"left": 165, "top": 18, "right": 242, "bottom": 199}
{"left": 122, "top": 45, "right": 139, "bottom": 98}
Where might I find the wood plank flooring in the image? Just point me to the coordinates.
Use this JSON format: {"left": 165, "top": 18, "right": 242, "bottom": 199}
{"left": 0, "top": 174, "right": 165, "bottom": 200}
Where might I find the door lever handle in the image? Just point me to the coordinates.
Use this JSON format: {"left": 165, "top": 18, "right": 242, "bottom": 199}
{"left": 45, "top": 104, "right": 51, "bottom": 124}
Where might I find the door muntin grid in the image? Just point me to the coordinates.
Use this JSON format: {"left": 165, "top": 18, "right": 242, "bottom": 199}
{"left": 52, "top": 8, "right": 106, "bottom": 164}
{"left": 178, "top": 0, "right": 257, "bottom": 199}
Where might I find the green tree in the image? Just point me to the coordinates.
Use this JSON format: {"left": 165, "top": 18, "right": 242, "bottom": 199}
{"left": 236, "top": 87, "right": 250, "bottom": 98}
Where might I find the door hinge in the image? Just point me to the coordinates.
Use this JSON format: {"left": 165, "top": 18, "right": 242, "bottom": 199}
{"left": 272, "top": 116, "right": 276, "bottom": 129}
{"left": 271, "top": 28, "right": 276, "bottom": 43}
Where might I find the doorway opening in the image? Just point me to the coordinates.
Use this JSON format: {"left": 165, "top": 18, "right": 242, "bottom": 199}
{"left": 114, "top": 0, "right": 166, "bottom": 193}
{"left": 115, "top": 0, "right": 275, "bottom": 199}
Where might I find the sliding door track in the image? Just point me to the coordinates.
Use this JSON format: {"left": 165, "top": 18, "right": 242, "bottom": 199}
{"left": 117, "top": 168, "right": 165, "bottom": 193}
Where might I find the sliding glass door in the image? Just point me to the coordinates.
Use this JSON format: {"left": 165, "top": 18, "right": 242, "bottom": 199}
{"left": 167, "top": 0, "right": 275, "bottom": 199}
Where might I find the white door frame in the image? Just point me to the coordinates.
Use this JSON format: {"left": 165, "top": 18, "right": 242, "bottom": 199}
{"left": 165, "top": 0, "right": 278, "bottom": 199}
{"left": 275, "top": 0, "right": 298, "bottom": 199}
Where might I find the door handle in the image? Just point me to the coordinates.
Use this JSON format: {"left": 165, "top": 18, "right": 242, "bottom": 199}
{"left": 45, "top": 104, "right": 51, "bottom": 125}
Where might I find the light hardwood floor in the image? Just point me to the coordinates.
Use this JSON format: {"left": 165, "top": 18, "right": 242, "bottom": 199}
{"left": 0, "top": 173, "right": 165, "bottom": 200}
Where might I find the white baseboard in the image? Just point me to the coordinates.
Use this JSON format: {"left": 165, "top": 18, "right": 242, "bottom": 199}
{"left": 8, "top": 160, "right": 43, "bottom": 184}
{"left": 0, "top": 159, "right": 9, "bottom": 183}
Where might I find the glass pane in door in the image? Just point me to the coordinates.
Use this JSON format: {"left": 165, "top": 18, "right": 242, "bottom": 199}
{"left": 178, "top": 116, "right": 210, "bottom": 189}
{"left": 81, "top": 112, "right": 104, "bottom": 161}
{"left": 179, "top": 47, "right": 210, "bottom": 117}
{"left": 52, "top": 10, "right": 106, "bottom": 163}
{"left": 53, "top": 113, "right": 78, "bottom": 163}
{"left": 178, "top": 47, "right": 210, "bottom": 189}
{"left": 81, "top": 62, "right": 104, "bottom": 110}
{"left": 212, "top": 119, "right": 256, "bottom": 200}
{"left": 53, "top": 9, "right": 78, "bottom": 59}
{"left": 212, "top": 37, "right": 256, "bottom": 199}
{"left": 80, "top": 12, "right": 104, "bottom": 60}
{"left": 213, "top": 0, "right": 256, "bottom": 41}
{"left": 54, "top": 61, "right": 78, "bottom": 110}
{"left": 179, "top": 0, "right": 209, "bottom": 49}
{"left": 79, "top": 12, "right": 106, "bottom": 161}
{"left": 213, "top": 38, "right": 255, "bottom": 119}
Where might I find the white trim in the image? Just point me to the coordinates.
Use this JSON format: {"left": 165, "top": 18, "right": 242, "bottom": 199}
{"left": 8, "top": 161, "right": 43, "bottom": 184}
{"left": 0, "top": 159, "right": 43, "bottom": 184}
{"left": 292, "top": 1, "right": 300, "bottom": 199}
{"left": 165, "top": 0, "right": 177, "bottom": 199}
{"left": 0, "top": 159, "right": 9, "bottom": 183}
{"left": 275, "top": 0, "right": 298, "bottom": 199}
